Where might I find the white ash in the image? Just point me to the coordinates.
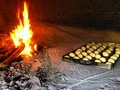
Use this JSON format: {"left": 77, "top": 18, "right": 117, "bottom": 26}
{"left": 0, "top": 51, "right": 66, "bottom": 90}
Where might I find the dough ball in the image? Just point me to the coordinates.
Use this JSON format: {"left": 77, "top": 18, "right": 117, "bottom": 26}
{"left": 106, "top": 49, "right": 111, "bottom": 54}
{"left": 94, "top": 51, "right": 99, "bottom": 54}
{"left": 92, "top": 46, "right": 97, "bottom": 50}
{"left": 64, "top": 55, "right": 70, "bottom": 58}
{"left": 90, "top": 53, "right": 95, "bottom": 57}
{"left": 95, "top": 54, "right": 101, "bottom": 59}
{"left": 77, "top": 49, "right": 82, "bottom": 52}
{"left": 87, "top": 50, "right": 92, "bottom": 54}
{"left": 89, "top": 48, "right": 94, "bottom": 52}
{"left": 69, "top": 52, "right": 75, "bottom": 57}
{"left": 115, "top": 51, "right": 120, "bottom": 54}
{"left": 86, "top": 44, "right": 91, "bottom": 49}
{"left": 77, "top": 54, "right": 83, "bottom": 58}
{"left": 113, "top": 54, "right": 119, "bottom": 58}
{"left": 102, "top": 52, "right": 109, "bottom": 57}
{"left": 110, "top": 56, "right": 118, "bottom": 60}
{"left": 109, "top": 49, "right": 114, "bottom": 52}
{"left": 116, "top": 48, "right": 120, "bottom": 52}
{"left": 86, "top": 55, "right": 92, "bottom": 60}
{"left": 108, "top": 59, "right": 115, "bottom": 64}
{"left": 82, "top": 52, "right": 87, "bottom": 56}
{"left": 91, "top": 41, "right": 95, "bottom": 45}
{"left": 99, "top": 47, "right": 104, "bottom": 51}
{"left": 73, "top": 56, "right": 80, "bottom": 59}
{"left": 103, "top": 43, "right": 108, "bottom": 47}
{"left": 100, "top": 57, "right": 106, "bottom": 62}
{"left": 87, "top": 43, "right": 92, "bottom": 46}
{"left": 102, "top": 45, "right": 107, "bottom": 49}
{"left": 75, "top": 50, "right": 81, "bottom": 55}
{"left": 97, "top": 49, "right": 102, "bottom": 53}
{"left": 95, "top": 59, "right": 101, "bottom": 63}
{"left": 81, "top": 46, "right": 86, "bottom": 51}
{"left": 97, "top": 43, "right": 102, "bottom": 47}
{"left": 83, "top": 57, "right": 89, "bottom": 61}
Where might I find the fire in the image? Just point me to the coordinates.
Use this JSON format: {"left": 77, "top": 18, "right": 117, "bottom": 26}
{"left": 10, "top": 1, "right": 37, "bottom": 57}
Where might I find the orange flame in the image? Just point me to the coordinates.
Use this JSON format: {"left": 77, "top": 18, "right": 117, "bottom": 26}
{"left": 10, "top": 1, "right": 37, "bottom": 57}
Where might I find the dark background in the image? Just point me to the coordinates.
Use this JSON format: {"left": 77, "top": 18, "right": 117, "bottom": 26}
{"left": 0, "top": 0, "right": 120, "bottom": 29}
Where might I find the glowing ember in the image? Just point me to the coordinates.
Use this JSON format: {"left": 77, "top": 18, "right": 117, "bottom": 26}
{"left": 10, "top": 1, "right": 37, "bottom": 57}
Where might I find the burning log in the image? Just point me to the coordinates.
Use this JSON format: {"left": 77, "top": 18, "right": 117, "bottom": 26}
{"left": 0, "top": 44, "right": 25, "bottom": 70}
{"left": 0, "top": 45, "right": 15, "bottom": 63}
{"left": 4, "top": 43, "right": 25, "bottom": 63}
{"left": 0, "top": 45, "right": 15, "bottom": 54}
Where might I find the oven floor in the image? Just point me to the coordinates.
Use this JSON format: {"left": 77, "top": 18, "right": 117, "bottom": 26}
{"left": 47, "top": 42, "right": 120, "bottom": 90}
{"left": 0, "top": 23, "right": 120, "bottom": 90}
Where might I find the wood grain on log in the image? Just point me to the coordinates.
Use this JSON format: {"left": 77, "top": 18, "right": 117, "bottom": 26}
{"left": 4, "top": 44, "right": 25, "bottom": 64}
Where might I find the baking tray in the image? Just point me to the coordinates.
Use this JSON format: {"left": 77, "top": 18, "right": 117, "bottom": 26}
{"left": 62, "top": 42, "right": 120, "bottom": 69}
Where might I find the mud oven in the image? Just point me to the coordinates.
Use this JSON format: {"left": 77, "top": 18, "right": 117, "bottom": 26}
{"left": 0, "top": 0, "right": 120, "bottom": 90}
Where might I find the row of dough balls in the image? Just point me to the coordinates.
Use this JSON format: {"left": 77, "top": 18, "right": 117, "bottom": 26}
{"left": 95, "top": 54, "right": 119, "bottom": 65}
{"left": 64, "top": 42, "right": 120, "bottom": 63}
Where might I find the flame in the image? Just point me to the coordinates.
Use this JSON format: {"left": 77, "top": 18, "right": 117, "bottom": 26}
{"left": 10, "top": 1, "right": 37, "bottom": 57}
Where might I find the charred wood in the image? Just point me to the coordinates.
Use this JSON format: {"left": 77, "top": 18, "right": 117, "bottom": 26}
{"left": 0, "top": 44, "right": 25, "bottom": 70}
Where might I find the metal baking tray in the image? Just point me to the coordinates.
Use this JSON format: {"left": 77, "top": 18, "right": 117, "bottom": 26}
{"left": 62, "top": 42, "right": 120, "bottom": 69}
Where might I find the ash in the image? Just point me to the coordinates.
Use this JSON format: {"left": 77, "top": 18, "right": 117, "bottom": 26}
{"left": 0, "top": 51, "right": 64, "bottom": 90}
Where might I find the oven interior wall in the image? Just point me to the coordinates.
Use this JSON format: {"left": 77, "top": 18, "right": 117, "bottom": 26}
{"left": 0, "top": 0, "right": 120, "bottom": 43}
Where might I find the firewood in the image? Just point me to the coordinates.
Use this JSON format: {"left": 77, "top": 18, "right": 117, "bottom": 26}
{"left": 0, "top": 45, "right": 16, "bottom": 63}
{"left": 0, "top": 44, "right": 25, "bottom": 70}
{"left": 4, "top": 43, "right": 25, "bottom": 64}
{"left": 0, "top": 43, "right": 25, "bottom": 70}
{"left": 0, "top": 45, "right": 15, "bottom": 54}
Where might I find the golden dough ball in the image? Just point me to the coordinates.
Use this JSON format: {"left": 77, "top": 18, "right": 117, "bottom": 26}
{"left": 94, "top": 51, "right": 99, "bottom": 54}
{"left": 109, "top": 48, "right": 114, "bottom": 52}
{"left": 113, "top": 54, "right": 119, "bottom": 58}
{"left": 82, "top": 52, "right": 87, "bottom": 56}
{"left": 73, "top": 56, "right": 80, "bottom": 59}
{"left": 87, "top": 43, "right": 92, "bottom": 46}
{"left": 115, "top": 51, "right": 120, "bottom": 54}
{"left": 103, "top": 43, "right": 108, "bottom": 47}
{"left": 64, "top": 55, "right": 70, "bottom": 58}
{"left": 97, "top": 49, "right": 102, "bottom": 53}
{"left": 77, "top": 49, "right": 83, "bottom": 52}
{"left": 115, "top": 44, "right": 120, "bottom": 47}
{"left": 86, "top": 55, "right": 92, "bottom": 60}
{"left": 87, "top": 50, "right": 92, "bottom": 54}
{"left": 100, "top": 57, "right": 106, "bottom": 62}
{"left": 116, "top": 48, "right": 120, "bottom": 52}
{"left": 90, "top": 53, "right": 95, "bottom": 57}
{"left": 110, "top": 56, "right": 118, "bottom": 60}
{"left": 91, "top": 41, "right": 95, "bottom": 45}
{"left": 95, "top": 54, "right": 101, "bottom": 59}
{"left": 83, "top": 57, "right": 89, "bottom": 61}
{"left": 92, "top": 46, "right": 97, "bottom": 50}
{"left": 102, "top": 52, "right": 109, "bottom": 57}
{"left": 81, "top": 46, "right": 86, "bottom": 51}
{"left": 99, "top": 47, "right": 104, "bottom": 51}
{"left": 69, "top": 52, "right": 75, "bottom": 57}
{"left": 75, "top": 50, "right": 81, "bottom": 55}
{"left": 97, "top": 43, "right": 102, "bottom": 47}
{"left": 95, "top": 59, "right": 101, "bottom": 63}
{"left": 89, "top": 48, "right": 94, "bottom": 52}
{"left": 108, "top": 59, "right": 115, "bottom": 64}
{"left": 102, "top": 45, "right": 107, "bottom": 49}
{"left": 77, "top": 54, "right": 83, "bottom": 58}
{"left": 86, "top": 44, "right": 91, "bottom": 49}
{"left": 106, "top": 50, "right": 111, "bottom": 54}
{"left": 95, "top": 45, "right": 99, "bottom": 48}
